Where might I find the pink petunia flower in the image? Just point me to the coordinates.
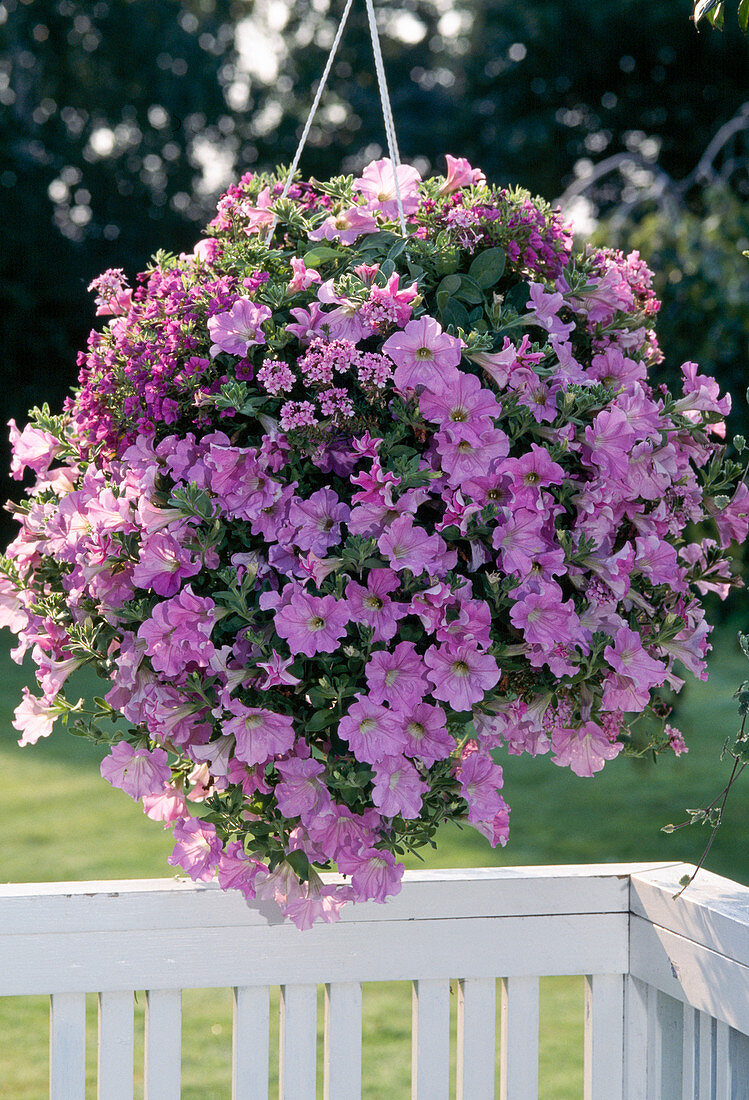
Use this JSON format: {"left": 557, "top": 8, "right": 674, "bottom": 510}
{"left": 275, "top": 588, "right": 350, "bottom": 657}
{"left": 372, "top": 755, "right": 427, "bottom": 819}
{"left": 393, "top": 701, "right": 455, "bottom": 766}
{"left": 345, "top": 568, "right": 408, "bottom": 643}
{"left": 365, "top": 641, "right": 428, "bottom": 710}
{"left": 438, "top": 154, "right": 486, "bottom": 195}
{"left": 208, "top": 298, "right": 272, "bottom": 358}
{"left": 100, "top": 741, "right": 172, "bottom": 799}
{"left": 338, "top": 695, "right": 405, "bottom": 763}
{"left": 424, "top": 643, "right": 501, "bottom": 711}
{"left": 223, "top": 701, "right": 296, "bottom": 765}
{"left": 353, "top": 157, "right": 422, "bottom": 218}
{"left": 168, "top": 817, "right": 222, "bottom": 882}
{"left": 383, "top": 317, "right": 463, "bottom": 393}
{"left": 551, "top": 721, "right": 622, "bottom": 777}
{"left": 275, "top": 757, "right": 330, "bottom": 823}
{"left": 336, "top": 846, "right": 404, "bottom": 903}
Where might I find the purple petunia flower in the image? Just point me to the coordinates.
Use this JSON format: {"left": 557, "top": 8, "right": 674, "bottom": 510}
{"left": 274, "top": 588, "right": 350, "bottom": 657}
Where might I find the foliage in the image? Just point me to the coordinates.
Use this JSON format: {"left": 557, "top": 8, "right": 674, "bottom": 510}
{"left": 1, "top": 0, "right": 748, "bottom": 542}
{"left": 693, "top": 0, "right": 749, "bottom": 32}
{"left": 1, "top": 155, "right": 746, "bottom": 926}
{"left": 593, "top": 184, "right": 749, "bottom": 437}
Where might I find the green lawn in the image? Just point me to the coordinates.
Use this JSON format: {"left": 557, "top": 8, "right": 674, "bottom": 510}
{"left": 1, "top": 619, "right": 747, "bottom": 1097}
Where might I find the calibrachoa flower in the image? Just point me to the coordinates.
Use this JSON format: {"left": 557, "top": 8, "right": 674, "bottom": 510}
{"left": 2, "top": 154, "right": 744, "bottom": 927}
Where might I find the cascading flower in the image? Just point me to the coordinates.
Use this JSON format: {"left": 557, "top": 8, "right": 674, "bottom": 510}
{"left": 1, "top": 154, "right": 744, "bottom": 928}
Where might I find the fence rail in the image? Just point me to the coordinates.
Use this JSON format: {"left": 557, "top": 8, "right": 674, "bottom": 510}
{"left": 1, "top": 861, "right": 747, "bottom": 1098}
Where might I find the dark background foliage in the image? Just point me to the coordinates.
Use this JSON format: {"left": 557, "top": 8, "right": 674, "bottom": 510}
{"left": 2, "top": 0, "right": 747, "bottom": 542}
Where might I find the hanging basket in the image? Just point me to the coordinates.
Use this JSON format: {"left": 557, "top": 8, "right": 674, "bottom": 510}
{"left": 2, "top": 2, "right": 746, "bottom": 928}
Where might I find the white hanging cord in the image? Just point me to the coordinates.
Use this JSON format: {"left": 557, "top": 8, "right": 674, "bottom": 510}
{"left": 266, "top": 0, "right": 356, "bottom": 242}
{"left": 267, "top": 0, "right": 407, "bottom": 242}
{"left": 363, "top": 0, "right": 407, "bottom": 234}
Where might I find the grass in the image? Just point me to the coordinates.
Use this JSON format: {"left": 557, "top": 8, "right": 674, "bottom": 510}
{"left": 0, "top": 618, "right": 747, "bottom": 1096}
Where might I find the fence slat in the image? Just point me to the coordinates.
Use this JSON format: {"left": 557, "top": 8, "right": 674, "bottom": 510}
{"left": 715, "top": 1019, "right": 729, "bottom": 1099}
{"left": 324, "top": 981, "right": 362, "bottom": 1100}
{"left": 500, "top": 975, "right": 539, "bottom": 1100}
{"left": 646, "top": 984, "right": 662, "bottom": 1100}
{"left": 50, "top": 992, "right": 86, "bottom": 1100}
{"left": 624, "top": 976, "right": 648, "bottom": 1099}
{"left": 698, "top": 1011, "right": 713, "bottom": 1100}
{"left": 411, "top": 978, "right": 450, "bottom": 1100}
{"left": 457, "top": 977, "right": 496, "bottom": 1100}
{"left": 144, "top": 989, "right": 181, "bottom": 1100}
{"left": 682, "top": 1005, "right": 697, "bottom": 1100}
{"left": 279, "top": 983, "right": 317, "bottom": 1100}
{"left": 233, "top": 986, "right": 269, "bottom": 1100}
{"left": 584, "top": 974, "right": 624, "bottom": 1100}
{"left": 729, "top": 1027, "right": 749, "bottom": 1100}
{"left": 98, "top": 991, "right": 134, "bottom": 1100}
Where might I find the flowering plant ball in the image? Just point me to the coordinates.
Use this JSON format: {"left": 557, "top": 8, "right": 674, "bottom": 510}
{"left": 3, "top": 155, "right": 747, "bottom": 928}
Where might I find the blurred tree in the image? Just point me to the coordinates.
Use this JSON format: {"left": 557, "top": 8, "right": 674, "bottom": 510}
{"left": 1, "top": 0, "right": 747, "bottom": 537}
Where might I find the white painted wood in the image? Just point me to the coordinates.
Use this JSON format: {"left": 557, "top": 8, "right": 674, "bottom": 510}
{"left": 0, "top": 912, "right": 629, "bottom": 996}
{"left": 682, "top": 1004, "right": 697, "bottom": 1100}
{"left": 624, "top": 975, "right": 648, "bottom": 1100}
{"left": 3, "top": 864, "right": 749, "bottom": 1099}
{"left": 411, "top": 978, "right": 450, "bottom": 1100}
{"left": 729, "top": 1027, "right": 749, "bottom": 1100}
{"left": 144, "top": 988, "right": 181, "bottom": 1100}
{"left": 97, "top": 991, "right": 134, "bottom": 1100}
{"left": 279, "top": 983, "right": 317, "bottom": 1100}
{"left": 324, "top": 981, "right": 362, "bottom": 1100}
{"left": 715, "top": 1019, "right": 730, "bottom": 1099}
{"left": 232, "top": 985, "right": 269, "bottom": 1100}
{"left": 698, "top": 1011, "right": 713, "bottom": 1100}
{"left": 456, "top": 977, "right": 496, "bottom": 1100}
{"left": 630, "top": 866, "right": 749, "bottom": 968}
{"left": 50, "top": 992, "right": 86, "bottom": 1100}
{"left": 0, "top": 863, "right": 667, "bottom": 933}
{"left": 500, "top": 975, "right": 539, "bottom": 1100}
{"left": 656, "top": 992, "right": 684, "bottom": 1100}
{"left": 584, "top": 974, "right": 624, "bottom": 1100}
{"left": 646, "top": 984, "right": 663, "bottom": 1100}
{"left": 630, "top": 915, "right": 749, "bottom": 1034}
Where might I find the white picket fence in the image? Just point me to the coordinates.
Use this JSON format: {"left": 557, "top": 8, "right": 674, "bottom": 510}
{"left": 1, "top": 861, "right": 747, "bottom": 1099}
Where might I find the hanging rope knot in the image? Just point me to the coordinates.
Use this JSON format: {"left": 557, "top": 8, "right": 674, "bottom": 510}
{"left": 268, "top": 0, "right": 407, "bottom": 244}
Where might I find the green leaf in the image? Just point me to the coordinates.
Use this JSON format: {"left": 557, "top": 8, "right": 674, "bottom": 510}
{"left": 436, "top": 274, "right": 461, "bottom": 310}
{"left": 286, "top": 849, "right": 310, "bottom": 882}
{"left": 454, "top": 275, "right": 484, "bottom": 305}
{"left": 468, "top": 247, "right": 506, "bottom": 289}
{"left": 502, "top": 281, "right": 530, "bottom": 313}
{"left": 693, "top": 0, "right": 722, "bottom": 23}
{"left": 739, "top": 0, "right": 749, "bottom": 31}
{"left": 302, "top": 245, "right": 341, "bottom": 268}
{"left": 386, "top": 237, "right": 408, "bottom": 261}
{"left": 307, "top": 709, "right": 337, "bottom": 732}
{"left": 739, "top": 633, "right": 749, "bottom": 659}
{"left": 440, "top": 297, "right": 471, "bottom": 330}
